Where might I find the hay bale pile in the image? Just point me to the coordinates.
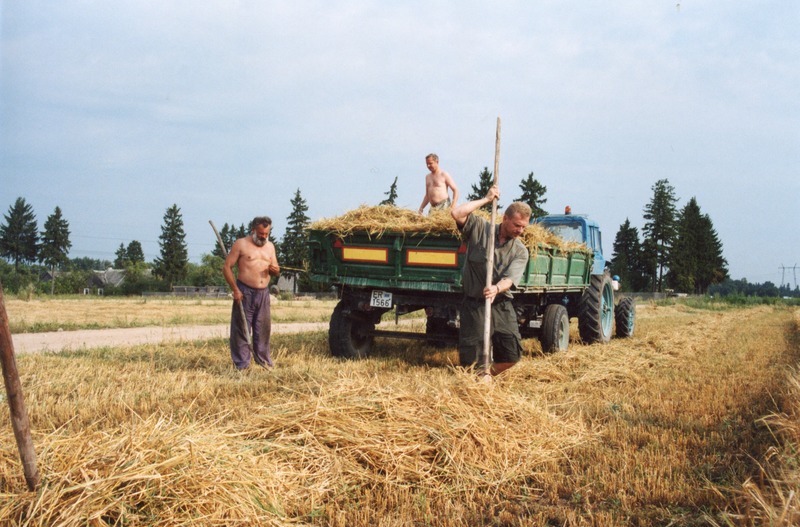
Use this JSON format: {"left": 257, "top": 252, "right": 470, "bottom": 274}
{"left": 309, "top": 205, "right": 590, "bottom": 253}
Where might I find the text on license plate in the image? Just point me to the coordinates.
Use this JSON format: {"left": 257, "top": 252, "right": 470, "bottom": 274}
{"left": 370, "top": 290, "right": 393, "bottom": 309}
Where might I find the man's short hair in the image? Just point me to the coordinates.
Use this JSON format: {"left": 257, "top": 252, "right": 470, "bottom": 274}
{"left": 504, "top": 202, "right": 532, "bottom": 220}
{"left": 426, "top": 153, "right": 439, "bottom": 162}
{"left": 250, "top": 216, "right": 272, "bottom": 230}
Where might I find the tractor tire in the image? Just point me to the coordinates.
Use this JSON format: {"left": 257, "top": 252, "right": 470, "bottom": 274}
{"left": 615, "top": 296, "right": 636, "bottom": 338}
{"left": 329, "top": 300, "right": 375, "bottom": 359}
{"left": 540, "top": 304, "right": 570, "bottom": 353}
{"left": 578, "top": 273, "right": 614, "bottom": 344}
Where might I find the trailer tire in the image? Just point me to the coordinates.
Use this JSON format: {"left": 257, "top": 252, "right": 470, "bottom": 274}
{"left": 578, "top": 273, "right": 614, "bottom": 344}
{"left": 329, "top": 301, "right": 374, "bottom": 359}
{"left": 615, "top": 296, "right": 636, "bottom": 338}
{"left": 540, "top": 304, "right": 570, "bottom": 353}
{"left": 425, "top": 316, "right": 457, "bottom": 347}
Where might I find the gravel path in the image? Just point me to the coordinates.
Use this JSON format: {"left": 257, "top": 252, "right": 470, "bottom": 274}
{"left": 11, "top": 322, "right": 331, "bottom": 355}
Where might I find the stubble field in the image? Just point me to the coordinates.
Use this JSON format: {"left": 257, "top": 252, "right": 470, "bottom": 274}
{"left": 4, "top": 296, "right": 339, "bottom": 334}
{"left": 1, "top": 297, "right": 799, "bottom": 526}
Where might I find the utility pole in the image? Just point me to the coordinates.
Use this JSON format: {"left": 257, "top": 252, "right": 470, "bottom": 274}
{"left": 779, "top": 264, "right": 798, "bottom": 290}
{"left": 778, "top": 264, "right": 797, "bottom": 289}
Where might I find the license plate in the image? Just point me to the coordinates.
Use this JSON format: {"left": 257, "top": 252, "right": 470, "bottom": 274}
{"left": 370, "top": 290, "right": 393, "bottom": 309}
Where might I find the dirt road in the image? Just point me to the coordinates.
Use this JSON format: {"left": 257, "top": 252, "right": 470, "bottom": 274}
{"left": 11, "top": 322, "right": 330, "bottom": 355}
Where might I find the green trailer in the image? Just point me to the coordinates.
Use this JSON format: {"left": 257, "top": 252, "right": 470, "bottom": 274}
{"left": 307, "top": 212, "right": 634, "bottom": 358}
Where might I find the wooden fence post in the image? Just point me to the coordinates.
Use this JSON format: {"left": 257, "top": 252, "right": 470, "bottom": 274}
{"left": 0, "top": 286, "right": 40, "bottom": 491}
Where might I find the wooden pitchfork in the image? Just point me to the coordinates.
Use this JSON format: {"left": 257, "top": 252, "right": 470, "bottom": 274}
{"left": 210, "top": 221, "right": 253, "bottom": 351}
{"left": 483, "top": 117, "right": 501, "bottom": 377}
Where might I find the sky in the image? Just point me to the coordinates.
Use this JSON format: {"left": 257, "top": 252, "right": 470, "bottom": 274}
{"left": 2, "top": 1, "right": 798, "bottom": 286}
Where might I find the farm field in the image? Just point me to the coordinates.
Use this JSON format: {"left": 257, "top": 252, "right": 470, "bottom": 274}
{"left": 1, "top": 299, "right": 799, "bottom": 526}
{"left": 4, "top": 296, "right": 341, "bottom": 333}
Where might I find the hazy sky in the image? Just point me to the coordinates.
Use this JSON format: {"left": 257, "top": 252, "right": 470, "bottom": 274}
{"left": 2, "top": 1, "right": 798, "bottom": 286}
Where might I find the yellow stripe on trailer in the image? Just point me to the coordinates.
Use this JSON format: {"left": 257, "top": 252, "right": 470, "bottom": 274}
{"left": 406, "top": 249, "right": 458, "bottom": 267}
{"left": 341, "top": 247, "right": 389, "bottom": 263}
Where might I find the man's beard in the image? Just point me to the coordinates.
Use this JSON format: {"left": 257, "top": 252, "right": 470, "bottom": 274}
{"left": 252, "top": 233, "right": 267, "bottom": 247}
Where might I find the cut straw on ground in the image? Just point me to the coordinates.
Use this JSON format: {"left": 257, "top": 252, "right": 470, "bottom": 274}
{"left": 1, "top": 303, "right": 798, "bottom": 525}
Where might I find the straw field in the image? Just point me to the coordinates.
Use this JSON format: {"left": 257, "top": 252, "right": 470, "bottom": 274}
{"left": 1, "top": 301, "right": 799, "bottom": 526}
{"left": 5, "top": 296, "right": 339, "bottom": 334}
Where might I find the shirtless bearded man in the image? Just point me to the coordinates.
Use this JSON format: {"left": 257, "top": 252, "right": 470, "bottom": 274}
{"left": 222, "top": 216, "right": 281, "bottom": 369}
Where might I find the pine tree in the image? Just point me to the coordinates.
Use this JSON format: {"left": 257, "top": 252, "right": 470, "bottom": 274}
{"left": 694, "top": 213, "right": 728, "bottom": 293}
{"left": 517, "top": 172, "right": 548, "bottom": 218}
{"left": 126, "top": 240, "right": 145, "bottom": 264}
{"left": 212, "top": 223, "right": 239, "bottom": 257}
{"left": 152, "top": 204, "right": 188, "bottom": 290}
{"left": 380, "top": 176, "right": 399, "bottom": 206}
{"left": 610, "top": 219, "right": 647, "bottom": 292}
{"left": 235, "top": 224, "right": 247, "bottom": 242}
{"left": 666, "top": 199, "right": 699, "bottom": 293}
{"left": 281, "top": 189, "right": 310, "bottom": 293}
{"left": 39, "top": 206, "right": 72, "bottom": 294}
{"left": 641, "top": 179, "right": 678, "bottom": 292}
{"left": 0, "top": 197, "right": 39, "bottom": 279}
{"left": 467, "top": 167, "right": 498, "bottom": 213}
{"left": 668, "top": 197, "right": 727, "bottom": 294}
{"left": 114, "top": 243, "right": 128, "bottom": 268}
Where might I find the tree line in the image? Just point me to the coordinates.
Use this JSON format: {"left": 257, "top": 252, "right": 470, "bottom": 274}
{"left": 0, "top": 193, "right": 312, "bottom": 295}
{"left": 609, "top": 179, "right": 729, "bottom": 294}
{"left": 458, "top": 171, "right": 731, "bottom": 295}
{"left": 0, "top": 171, "right": 765, "bottom": 297}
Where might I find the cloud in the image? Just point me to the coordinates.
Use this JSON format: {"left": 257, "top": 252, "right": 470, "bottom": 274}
{"left": 2, "top": 1, "right": 798, "bottom": 280}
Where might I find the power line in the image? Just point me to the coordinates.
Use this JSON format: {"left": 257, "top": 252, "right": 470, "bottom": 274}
{"left": 779, "top": 264, "right": 798, "bottom": 289}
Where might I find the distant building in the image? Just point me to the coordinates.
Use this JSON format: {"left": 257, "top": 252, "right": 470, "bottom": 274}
{"left": 89, "top": 268, "right": 127, "bottom": 289}
{"left": 276, "top": 275, "right": 295, "bottom": 293}
{"left": 41, "top": 267, "right": 128, "bottom": 294}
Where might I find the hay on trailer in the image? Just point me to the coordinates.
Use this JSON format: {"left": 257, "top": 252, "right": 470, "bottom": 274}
{"left": 308, "top": 204, "right": 590, "bottom": 253}
{"left": 309, "top": 205, "right": 460, "bottom": 238}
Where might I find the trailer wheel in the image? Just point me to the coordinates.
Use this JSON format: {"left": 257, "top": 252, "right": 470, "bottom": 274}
{"left": 615, "top": 296, "right": 636, "bottom": 338}
{"left": 540, "top": 304, "right": 570, "bottom": 353}
{"left": 578, "top": 273, "right": 614, "bottom": 344}
{"left": 329, "top": 301, "right": 374, "bottom": 359}
{"left": 425, "top": 316, "right": 458, "bottom": 347}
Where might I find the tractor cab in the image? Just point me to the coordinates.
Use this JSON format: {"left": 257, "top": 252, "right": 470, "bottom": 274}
{"left": 534, "top": 210, "right": 606, "bottom": 276}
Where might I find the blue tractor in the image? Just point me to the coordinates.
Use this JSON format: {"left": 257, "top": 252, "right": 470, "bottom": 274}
{"left": 534, "top": 210, "right": 635, "bottom": 345}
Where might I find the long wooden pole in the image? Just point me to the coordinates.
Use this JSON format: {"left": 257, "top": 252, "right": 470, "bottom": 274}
{"left": 483, "top": 117, "right": 501, "bottom": 376}
{"left": 209, "top": 221, "right": 254, "bottom": 350}
{"left": 0, "top": 286, "right": 40, "bottom": 491}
